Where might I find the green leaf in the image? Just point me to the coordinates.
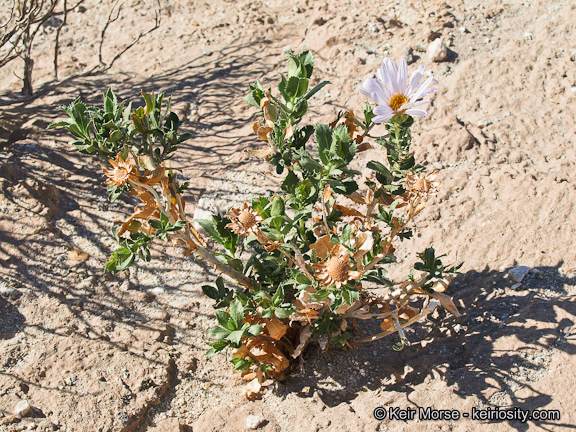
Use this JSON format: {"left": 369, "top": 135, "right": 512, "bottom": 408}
{"left": 292, "top": 99, "right": 308, "bottom": 117}
{"left": 342, "top": 287, "right": 360, "bottom": 305}
{"left": 197, "top": 218, "right": 225, "bottom": 245}
{"left": 48, "top": 120, "right": 71, "bottom": 129}
{"left": 149, "top": 219, "right": 162, "bottom": 230}
{"left": 285, "top": 76, "right": 300, "bottom": 99}
{"left": 362, "top": 268, "right": 392, "bottom": 286}
{"left": 246, "top": 324, "right": 262, "bottom": 336}
{"left": 274, "top": 307, "right": 295, "bottom": 319}
{"left": 202, "top": 285, "right": 219, "bottom": 299}
{"left": 215, "top": 310, "right": 236, "bottom": 331}
{"left": 271, "top": 286, "right": 285, "bottom": 305}
{"left": 206, "top": 340, "right": 228, "bottom": 357}
{"left": 270, "top": 196, "right": 285, "bottom": 218}
{"left": 305, "top": 81, "right": 330, "bottom": 100}
{"left": 315, "top": 123, "right": 332, "bottom": 164}
{"left": 342, "top": 224, "right": 352, "bottom": 245}
{"left": 308, "top": 289, "right": 329, "bottom": 302}
{"left": 281, "top": 170, "right": 300, "bottom": 194}
{"left": 226, "top": 330, "right": 244, "bottom": 345}
{"left": 231, "top": 357, "right": 252, "bottom": 371}
{"left": 207, "top": 326, "right": 231, "bottom": 340}
{"left": 295, "top": 272, "right": 310, "bottom": 285}
{"left": 229, "top": 299, "right": 245, "bottom": 330}
{"left": 367, "top": 160, "right": 393, "bottom": 182}
{"left": 142, "top": 91, "right": 156, "bottom": 115}
{"left": 105, "top": 247, "right": 135, "bottom": 273}
{"left": 300, "top": 50, "right": 314, "bottom": 75}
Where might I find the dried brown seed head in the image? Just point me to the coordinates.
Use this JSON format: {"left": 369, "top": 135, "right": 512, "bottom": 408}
{"left": 327, "top": 256, "right": 349, "bottom": 282}
{"left": 238, "top": 210, "right": 257, "bottom": 228}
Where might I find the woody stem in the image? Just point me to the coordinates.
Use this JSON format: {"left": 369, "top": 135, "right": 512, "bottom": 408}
{"left": 192, "top": 243, "right": 254, "bottom": 289}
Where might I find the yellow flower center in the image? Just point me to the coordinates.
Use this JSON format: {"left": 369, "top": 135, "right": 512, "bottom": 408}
{"left": 327, "top": 256, "right": 349, "bottom": 282}
{"left": 238, "top": 210, "right": 257, "bottom": 227}
{"left": 389, "top": 94, "right": 409, "bottom": 112}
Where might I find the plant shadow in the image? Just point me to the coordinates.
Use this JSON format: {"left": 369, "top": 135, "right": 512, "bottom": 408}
{"left": 277, "top": 264, "right": 576, "bottom": 431}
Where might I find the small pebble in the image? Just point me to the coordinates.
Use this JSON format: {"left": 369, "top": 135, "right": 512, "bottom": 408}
{"left": 14, "top": 400, "right": 31, "bottom": 417}
{"left": 246, "top": 414, "right": 265, "bottom": 430}
{"left": 0, "top": 285, "right": 21, "bottom": 300}
{"left": 402, "top": 47, "right": 415, "bottom": 64}
{"left": 120, "top": 280, "right": 135, "bottom": 291}
{"left": 202, "top": 49, "right": 213, "bottom": 56}
{"left": 77, "top": 276, "right": 95, "bottom": 289}
{"left": 509, "top": 266, "right": 531, "bottom": 283}
{"left": 150, "top": 287, "right": 166, "bottom": 296}
{"left": 427, "top": 38, "right": 448, "bottom": 62}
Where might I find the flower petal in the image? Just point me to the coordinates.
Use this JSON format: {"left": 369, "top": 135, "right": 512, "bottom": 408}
{"left": 398, "top": 102, "right": 414, "bottom": 111}
{"left": 378, "top": 59, "right": 396, "bottom": 94}
{"left": 409, "top": 100, "right": 430, "bottom": 108}
{"left": 410, "top": 76, "right": 435, "bottom": 102}
{"left": 373, "top": 113, "right": 395, "bottom": 123}
{"left": 374, "top": 105, "right": 394, "bottom": 116}
{"left": 397, "top": 58, "right": 408, "bottom": 94}
{"left": 405, "top": 109, "right": 427, "bottom": 117}
{"left": 357, "top": 78, "right": 390, "bottom": 102}
{"left": 407, "top": 65, "right": 425, "bottom": 95}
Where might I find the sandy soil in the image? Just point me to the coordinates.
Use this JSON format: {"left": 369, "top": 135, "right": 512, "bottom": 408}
{"left": 1, "top": 0, "right": 575, "bottom": 431}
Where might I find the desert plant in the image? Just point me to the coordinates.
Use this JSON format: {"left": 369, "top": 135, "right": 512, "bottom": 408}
{"left": 50, "top": 51, "right": 461, "bottom": 398}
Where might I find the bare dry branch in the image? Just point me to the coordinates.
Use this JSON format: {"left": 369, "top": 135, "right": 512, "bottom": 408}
{"left": 53, "top": 0, "right": 66, "bottom": 80}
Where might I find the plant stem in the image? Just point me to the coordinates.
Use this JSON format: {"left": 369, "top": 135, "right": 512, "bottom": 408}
{"left": 193, "top": 243, "right": 254, "bottom": 289}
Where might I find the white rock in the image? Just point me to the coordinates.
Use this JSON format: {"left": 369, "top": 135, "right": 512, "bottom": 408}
{"left": 524, "top": 32, "right": 534, "bottom": 41}
{"left": 193, "top": 206, "right": 216, "bottom": 231}
{"left": 282, "top": 45, "right": 292, "bottom": 52}
{"left": 0, "top": 285, "right": 21, "bottom": 300}
{"left": 150, "top": 287, "right": 166, "bottom": 296}
{"left": 119, "top": 280, "right": 134, "bottom": 291}
{"left": 14, "top": 400, "right": 31, "bottom": 417}
{"left": 77, "top": 276, "right": 95, "bottom": 289}
{"left": 427, "top": 38, "right": 448, "bottom": 62}
{"left": 246, "top": 414, "right": 265, "bottom": 430}
{"left": 509, "top": 266, "right": 531, "bottom": 283}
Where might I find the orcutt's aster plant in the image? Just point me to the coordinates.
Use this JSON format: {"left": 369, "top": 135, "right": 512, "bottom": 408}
{"left": 357, "top": 58, "right": 437, "bottom": 123}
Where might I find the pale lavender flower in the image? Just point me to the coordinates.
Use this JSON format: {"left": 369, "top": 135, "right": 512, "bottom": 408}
{"left": 357, "top": 58, "right": 437, "bottom": 123}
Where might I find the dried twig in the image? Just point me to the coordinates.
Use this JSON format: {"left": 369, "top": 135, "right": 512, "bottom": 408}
{"left": 53, "top": 0, "right": 65, "bottom": 80}
{"left": 94, "top": 0, "right": 161, "bottom": 74}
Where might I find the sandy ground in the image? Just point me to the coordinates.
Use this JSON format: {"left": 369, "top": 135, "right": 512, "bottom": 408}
{"left": 1, "top": 0, "right": 575, "bottom": 430}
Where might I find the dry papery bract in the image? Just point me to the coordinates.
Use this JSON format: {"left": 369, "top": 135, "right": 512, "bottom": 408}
{"left": 51, "top": 51, "right": 461, "bottom": 398}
